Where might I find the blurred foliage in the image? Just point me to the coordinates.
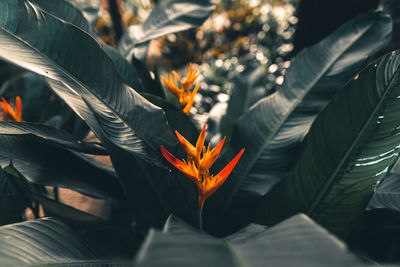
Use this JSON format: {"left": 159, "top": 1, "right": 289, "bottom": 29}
{"left": 94, "top": 0, "right": 298, "bottom": 118}
{"left": 159, "top": 0, "right": 298, "bottom": 117}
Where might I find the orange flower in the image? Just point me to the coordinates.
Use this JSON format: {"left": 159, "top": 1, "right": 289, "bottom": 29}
{"left": 160, "top": 124, "right": 244, "bottom": 209}
{"left": 161, "top": 63, "right": 200, "bottom": 115}
{"left": 1, "top": 96, "right": 22, "bottom": 122}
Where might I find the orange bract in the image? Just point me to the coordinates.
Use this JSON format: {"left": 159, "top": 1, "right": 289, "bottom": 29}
{"left": 161, "top": 63, "right": 200, "bottom": 115}
{"left": 160, "top": 124, "right": 244, "bottom": 208}
{"left": 1, "top": 96, "right": 22, "bottom": 122}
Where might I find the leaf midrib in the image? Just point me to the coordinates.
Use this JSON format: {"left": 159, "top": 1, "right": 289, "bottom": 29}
{"left": 219, "top": 21, "right": 375, "bottom": 226}
{"left": 307, "top": 61, "right": 400, "bottom": 215}
{"left": 0, "top": 10, "right": 158, "bottom": 152}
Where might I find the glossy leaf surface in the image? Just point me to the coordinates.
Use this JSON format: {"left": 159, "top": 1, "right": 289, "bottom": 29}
{"left": 0, "top": 218, "right": 116, "bottom": 266}
{"left": 367, "top": 173, "right": 400, "bottom": 212}
{"left": 256, "top": 50, "right": 400, "bottom": 237}
{"left": 206, "top": 10, "right": 392, "bottom": 234}
{"left": 0, "top": 132, "right": 123, "bottom": 200}
{"left": 134, "top": 214, "right": 367, "bottom": 267}
{"left": 0, "top": 0, "right": 177, "bottom": 165}
{"left": 118, "top": 0, "right": 215, "bottom": 61}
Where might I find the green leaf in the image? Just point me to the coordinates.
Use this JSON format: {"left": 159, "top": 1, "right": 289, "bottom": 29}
{"left": 0, "top": 121, "right": 106, "bottom": 154}
{"left": 220, "top": 66, "right": 268, "bottom": 140}
{"left": 367, "top": 173, "right": 400, "bottom": 212}
{"left": 134, "top": 214, "right": 368, "bottom": 267}
{"left": 142, "top": 93, "right": 198, "bottom": 140}
{"left": 0, "top": 131, "right": 123, "bottom": 201}
{"left": 131, "top": 56, "right": 164, "bottom": 97}
{"left": 255, "top": 50, "right": 400, "bottom": 237}
{"left": 82, "top": 227, "right": 144, "bottom": 260}
{"left": 102, "top": 44, "right": 146, "bottom": 93}
{"left": 206, "top": 10, "right": 392, "bottom": 234}
{"left": 0, "top": 166, "right": 33, "bottom": 225}
{"left": 0, "top": 0, "right": 195, "bottom": 228}
{"left": 0, "top": 218, "right": 121, "bottom": 266}
{"left": 0, "top": 0, "right": 177, "bottom": 165}
{"left": 118, "top": 0, "right": 215, "bottom": 61}
{"left": 348, "top": 208, "right": 400, "bottom": 263}
{"left": 32, "top": 0, "right": 90, "bottom": 32}
{"left": 32, "top": 0, "right": 144, "bottom": 94}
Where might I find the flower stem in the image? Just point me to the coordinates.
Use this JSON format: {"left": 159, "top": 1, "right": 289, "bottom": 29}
{"left": 197, "top": 205, "right": 203, "bottom": 231}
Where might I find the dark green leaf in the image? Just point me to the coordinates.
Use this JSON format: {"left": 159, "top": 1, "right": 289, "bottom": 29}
{"left": 82, "top": 227, "right": 144, "bottom": 260}
{"left": 220, "top": 66, "right": 268, "bottom": 140}
{"left": 118, "top": 0, "right": 215, "bottom": 61}
{"left": 142, "top": 93, "right": 198, "bottom": 139}
{"left": 32, "top": 0, "right": 90, "bottom": 32}
{"left": 0, "top": 166, "right": 33, "bottom": 225}
{"left": 349, "top": 209, "right": 400, "bottom": 263}
{"left": 0, "top": 121, "right": 106, "bottom": 154}
{"left": 0, "top": 0, "right": 178, "bottom": 166}
{"left": 206, "top": 10, "right": 392, "bottom": 234}
{"left": 0, "top": 0, "right": 191, "bottom": 228}
{"left": 102, "top": 44, "right": 146, "bottom": 93}
{"left": 0, "top": 133, "right": 123, "bottom": 201}
{"left": 32, "top": 0, "right": 143, "bottom": 94}
{"left": 255, "top": 50, "right": 400, "bottom": 237}
{"left": 89, "top": 128, "right": 197, "bottom": 230}
{"left": 131, "top": 56, "right": 164, "bottom": 97}
{"left": 134, "top": 214, "right": 368, "bottom": 267}
{"left": 367, "top": 173, "right": 400, "bottom": 211}
{"left": 0, "top": 218, "right": 119, "bottom": 266}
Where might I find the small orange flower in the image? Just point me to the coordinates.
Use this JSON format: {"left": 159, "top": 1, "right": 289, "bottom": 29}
{"left": 161, "top": 124, "right": 244, "bottom": 209}
{"left": 161, "top": 63, "right": 200, "bottom": 115}
{"left": 1, "top": 96, "right": 22, "bottom": 122}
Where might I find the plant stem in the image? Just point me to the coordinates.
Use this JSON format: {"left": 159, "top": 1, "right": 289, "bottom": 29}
{"left": 198, "top": 205, "right": 203, "bottom": 231}
{"left": 107, "top": 0, "right": 123, "bottom": 43}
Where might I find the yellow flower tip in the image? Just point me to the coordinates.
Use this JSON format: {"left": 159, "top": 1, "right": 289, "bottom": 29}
{"left": 161, "top": 125, "right": 244, "bottom": 208}
{"left": 161, "top": 63, "right": 200, "bottom": 115}
{"left": 1, "top": 96, "right": 22, "bottom": 122}
{"left": 175, "top": 130, "right": 197, "bottom": 160}
{"left": 195, "top": 123, "right": 206, "bottom": 155}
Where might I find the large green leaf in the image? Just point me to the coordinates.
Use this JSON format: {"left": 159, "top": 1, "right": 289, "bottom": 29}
{"left": 0, "top": 121, "right": 106, "bottom": 154}
{"left": 32, "top": 0, "right": 90, "bottom": 32}
{"left": 0, "top": 0, "right": 177, "bottom": 165}
{"left": 30, "top": 0, "right": 151, "bottom": 106}
{"left": 118, "top": 0, "right": 215, "bottom": 61}
{"left": 134, "top": 214, "right": 368, "bottom": 267}
{"left": 0, "top": 218, "right": 126, "bottom": 266}
{"left": 0, "top": 130, "right": 123, "bottom": 200}
{"left": 0, "top": 0, "right": 199, "bottom": 229}
{"left": 205, "top": 10, "right": 392, "bottom": 234}
{"left": 255, "top": 50, "right": 400, "bottom": 237}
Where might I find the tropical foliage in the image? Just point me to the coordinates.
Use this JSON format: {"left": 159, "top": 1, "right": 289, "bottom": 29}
{"left": 0, "top": 0, "right": 399, "bottom": 266}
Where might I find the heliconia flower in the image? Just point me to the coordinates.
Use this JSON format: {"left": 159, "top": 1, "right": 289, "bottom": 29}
{"left": 160, "top": 124, "right": 244, "bottom": 209}
{"left": 161, "top": 63, "right": 200, "bottom": 115}
{"left": 1, "top": 96, "right": 22, "bottom": 122}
